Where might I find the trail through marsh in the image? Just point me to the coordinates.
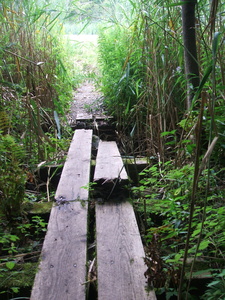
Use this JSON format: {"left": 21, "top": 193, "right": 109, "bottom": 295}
{"left": 69, "top": 81, "right": 105, "bottom": 124}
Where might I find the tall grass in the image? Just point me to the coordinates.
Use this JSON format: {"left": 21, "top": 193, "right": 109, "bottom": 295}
{"left": 0, "top": 0, "right": 74, "bottom": 162}
{"left": 66, "top": 34, "right": 99, "bottom": 82}
{"left": 98, "top": 0, "right": 185, "bottom": 157}
{"left": 98, "top": 0, "right": 225, "bottom": 162}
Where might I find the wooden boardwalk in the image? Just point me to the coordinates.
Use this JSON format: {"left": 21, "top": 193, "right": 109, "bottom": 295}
{"left": 94, "top": 141, "right": 156, "bottom": 300}
{"left": 31, "top": 129, "right": 93, "bottom": 300}
{"left": 31, "top": 130, "right": 156, "bottom": 300}
{"left": 96, "top": 201, "right": 153, "bottom": 300}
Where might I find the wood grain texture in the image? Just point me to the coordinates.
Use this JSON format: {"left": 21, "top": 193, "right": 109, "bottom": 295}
{"left": 96, "top": 201, "right": 157, "bottom": 300}
{"left": 55, "top": 129, "right": 93, "bottom": 202}
{"left": 31, "top": 129, "right": 93, "bottom": 300}
{"left": 94, "top": 140, "right": 128, "bottom": 183}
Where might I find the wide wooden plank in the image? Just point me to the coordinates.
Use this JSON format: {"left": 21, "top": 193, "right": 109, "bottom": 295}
{"left": 96, "top": 201, "right": 157, "bottom": 300}
{"left": 94, "top": 140, "right": 128, "bottom": 183}
{"left": 31, "top": 129, "right": 93, "bottom": 300}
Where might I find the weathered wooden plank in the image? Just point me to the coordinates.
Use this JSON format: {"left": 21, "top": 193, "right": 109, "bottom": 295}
{"left": 94, "top": 140, "right": 128, "bottom": 183}
{"left": 31, "top": 129, "right": 93, "bottom": 300}
{"left": 55, "top": 129, "right": 93, "bottom": 202}
{"left": 31, "top": 202, "right": 88, "bottom": 300}
{"left": 96, "top": 201, "right": 157, "bottom": 300}
{"left": 76, "top": 112, "right": 93, "bottom": 120}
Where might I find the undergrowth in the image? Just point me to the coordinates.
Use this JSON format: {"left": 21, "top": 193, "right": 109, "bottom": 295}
{"left": 133, "top": 160, "right": 225, "bottom": 299}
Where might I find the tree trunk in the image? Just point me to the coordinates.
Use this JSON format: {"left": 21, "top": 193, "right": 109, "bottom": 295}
{"left": 182, "top": 0, "right": 200, "bottom": 109}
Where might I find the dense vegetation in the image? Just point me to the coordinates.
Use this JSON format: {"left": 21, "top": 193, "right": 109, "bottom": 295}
{"left": 97, "top": 0, "right": 225, "bottom": 299}
{"left": 0, "top": 0, "right": 225, "bottom": 299}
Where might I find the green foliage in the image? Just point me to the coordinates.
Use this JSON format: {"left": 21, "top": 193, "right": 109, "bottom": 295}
{"left": 134, "top": 159, "right": 225, "bottom": 292}
{"left": 98, "top": 25, "right": 140, "bottom": 117}
{"left": 65, "top": 34, "right": 99, "bottom": 83}
{"left": 0, "top": 215, "right": 47, "bottom": 254}
{"left": 17, "top": 216, "right": 47, "bottom": 238}
{"left": 0, "top": 0, "right": 76, "bottom": 164}
{"left": 97, "top": 0, "right": 186, "bottom": 154}
{"left": 0, "top": 233, "right": 20, "bottom": 255}
{"left": 31, "top": 216, "right": 47, "bottom": 235}
{"left": 0, "top": 215, "right": 47, "bottom": 295}
{"left": 0, "top": 261, "right": 38, "bottom": 296}
{"left": 201, "top": 270, "right": 225, "bottom": 300}
{"left": 62, "top": 0, "right": 135, "bottom": 34}
{"left": 0, "top": 134, "right": 26, "bottom": 220}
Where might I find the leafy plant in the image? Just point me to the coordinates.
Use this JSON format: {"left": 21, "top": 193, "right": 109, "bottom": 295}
{"left": 201, "top": 270, "right": 225, "bottom": 300}
{"left": 0, "top": 232, "right": 20, "bottom": 255}
{"left": 0, "top": 134, "right": 26, "bottom": 220}
{"left": 134, "top": 156, "right": 225, "bottom": 292}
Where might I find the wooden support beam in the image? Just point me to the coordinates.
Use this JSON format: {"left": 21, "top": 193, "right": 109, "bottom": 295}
{"left": 96, "top": 201, "right": 156, "bottom": 300}
{"left": 31, "top": 129, "right": 93, "bottom": 300}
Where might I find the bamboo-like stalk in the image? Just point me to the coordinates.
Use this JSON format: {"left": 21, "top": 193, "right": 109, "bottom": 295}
{"left": 0, "top": 0, "right": 73, "bottom": 163}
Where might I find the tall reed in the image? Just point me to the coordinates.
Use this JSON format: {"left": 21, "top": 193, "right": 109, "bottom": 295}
{"left": 0, "top": 0, "right": 73, "bottom": 162}
{"left": 98, "top": 0, "right": 186, "bottom": 158}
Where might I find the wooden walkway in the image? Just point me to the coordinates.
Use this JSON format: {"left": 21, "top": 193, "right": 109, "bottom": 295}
{"left": 31, "top": 129, "right": 92, "bottom": 300}
{"left": 31, "top": 129, "right": 156, "bottom": 300}
{"left": 96, "top": 201, "right": 151, "bottom": 300}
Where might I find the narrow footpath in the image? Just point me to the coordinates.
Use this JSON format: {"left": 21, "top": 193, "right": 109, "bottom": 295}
{"left": 68, "top": 81, "right": 106, "bottom": 125}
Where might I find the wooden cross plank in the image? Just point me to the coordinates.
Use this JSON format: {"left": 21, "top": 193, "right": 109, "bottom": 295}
{"left": 31, "top": 129, "right": 93, "bottom": 300}
{"left": 96, "top": 201, "right": 157, "bottom": 300}
{"left": 94, "top": 140, "right": 128, "bottom": 184}
{"left": 76, "top": 112, "right": 93, "bottom": 120}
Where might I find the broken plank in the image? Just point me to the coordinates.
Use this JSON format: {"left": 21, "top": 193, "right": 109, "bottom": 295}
{"left": 94, "top": 140, "right": 128, "bottom": 184}
{"left": 96, "top": 201, "right": 157, "bottom": 300}
{"left": 31, "top": 129, "right": 93, "bottom": 300}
